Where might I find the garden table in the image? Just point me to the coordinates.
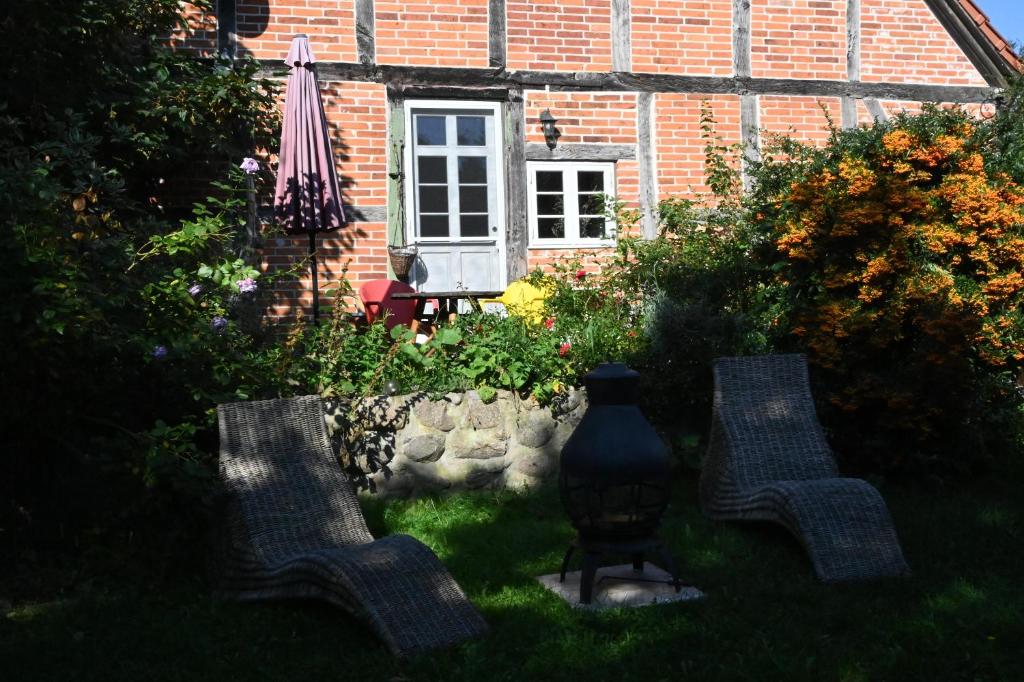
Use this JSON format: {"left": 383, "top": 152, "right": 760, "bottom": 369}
{"left": 391, "top": 289, "right": 506, "bottom": 322}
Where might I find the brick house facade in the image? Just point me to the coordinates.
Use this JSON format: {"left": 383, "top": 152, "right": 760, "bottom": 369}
{"left": 172, "top": 0, "right": 1019, "bottom": 323}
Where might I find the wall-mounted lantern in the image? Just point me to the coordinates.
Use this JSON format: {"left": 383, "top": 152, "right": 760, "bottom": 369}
{"left": 540, "top": 109, "right": 559, "bottom": 150}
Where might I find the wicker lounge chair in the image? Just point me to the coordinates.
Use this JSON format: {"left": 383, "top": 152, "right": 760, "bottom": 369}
{"left": 700, "top": 354, "right": 910, "bottom": 582}
{"left": 216, "top": 395, "right": 488, "bottom": 656}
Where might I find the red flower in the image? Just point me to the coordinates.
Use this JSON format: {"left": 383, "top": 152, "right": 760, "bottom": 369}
{"left": 575, "top": 269, "right": 587, "bottom": 281}
{"left": 559, "top": 342, "right": 571, "bottom": 357}
{"left": 544, "top": 317, "right": 555, "bottom": 330}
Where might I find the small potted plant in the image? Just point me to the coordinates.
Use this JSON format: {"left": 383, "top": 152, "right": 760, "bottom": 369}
{"left": 388, "top": 243, "right": 418, "bottom": 282}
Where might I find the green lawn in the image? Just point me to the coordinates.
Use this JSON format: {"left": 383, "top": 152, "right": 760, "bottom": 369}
{"left": 3, "top": 467, "right": 1023, "bottom": 681}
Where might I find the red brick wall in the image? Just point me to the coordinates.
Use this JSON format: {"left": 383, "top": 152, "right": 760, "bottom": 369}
{"left": 654, "top": 93, "right": 742, "bottom": 200}
{"left": 524, "top": 92, "right": 639, "bottom": 273}
{"left": 167, "top": 2, "right": 218, "bottom": 55}
{"left": 751, "top": 0, "right": 846, "bottom": 80}
{"left": 760, "top": 96, "right": 842, "bottom": 147}
{"left": 631, "top": 0, "right": 732, "bottom": 76}
{"left": 375, "top": 0, "right": 490, "bottom": 67}
{"left": 855, "top": 99, "right": 996, "bottom": 125}
{"left": 861, "top": 0, "right": 987, "bottom": 85}
{"left": 506, "top": 0, "right": 613, "bottom": 72}
{"left": 235, "top": 0, "right": 357, "bottom": 62}
{"left": 524, "top": 92, "right": 637, "bottom": 146}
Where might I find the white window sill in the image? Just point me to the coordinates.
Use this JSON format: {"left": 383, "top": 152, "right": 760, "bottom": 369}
{"left": 527, "top": 241, "right": 616, "bottom": 250}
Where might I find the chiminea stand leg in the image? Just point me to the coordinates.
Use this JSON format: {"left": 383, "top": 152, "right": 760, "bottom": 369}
{"left": 580, "top": 552, "right": 600, "bottom": 604}
{"left": 559, "top": 545, "right": 576, "bottom": 583}
{"left": 656, "top": 544, "right": 682, "bottom": 593}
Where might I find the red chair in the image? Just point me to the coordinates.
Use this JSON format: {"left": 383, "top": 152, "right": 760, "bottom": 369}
{"left": 358, "top": 279, "right": 418, "bottom": 330}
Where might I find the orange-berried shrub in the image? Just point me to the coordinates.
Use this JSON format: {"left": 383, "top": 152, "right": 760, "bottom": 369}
{"left": 753, "top": 107, "right": 1024, "bottom": 474}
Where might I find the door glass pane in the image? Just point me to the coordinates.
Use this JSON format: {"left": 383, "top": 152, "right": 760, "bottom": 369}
{"left": 416, "top": 116, "right": 446, "bottom": 146}
{"left": 420, "top": 214, "right": 449, "bottom": 237}
{"left": 578, "top": 193, "right": 604, "bottom": 216}
{"left": 537, "top": 217, "right": 564, "bottom": 239}
{"left": 460, "top": 215, "right": 488, "bottom": 237}
{"left": 537, "top": 194, "right": 564, "bottom": 216}
{"left": 578, "top": 171, "right": 604, "bottom": 192}
{"left": 580, "top": 217, "right": 607, "bottom": 239}
{"left": 419, "top": 185, "right": 449, "bottom": 213}
{"left": 418, "top": 156, "right": 447, "bottom": 183}
{"left": 458, "top": 156, "right": 487, "bottom": 183}
{"left": 459, "top": 186, "right": 488, "bottom": 213}
{"left": 536, "top": 171, "right": 563, "bottom": 192}
{"left": 456, "top": 116, "right": 486, "bottom": 146}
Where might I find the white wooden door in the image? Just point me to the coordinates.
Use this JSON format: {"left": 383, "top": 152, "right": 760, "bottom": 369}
{"left": 405, "top": 101, "right": 506, "bottom": 292}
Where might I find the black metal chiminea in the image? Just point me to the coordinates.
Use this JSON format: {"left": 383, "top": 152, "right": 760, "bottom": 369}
{"left": 558, "top": 362, "right": 680, "bottom": 603}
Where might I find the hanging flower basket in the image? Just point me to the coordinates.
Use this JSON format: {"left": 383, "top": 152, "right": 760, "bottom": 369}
{"left": 388, "top": 244, "right": 418, "bottom": 280}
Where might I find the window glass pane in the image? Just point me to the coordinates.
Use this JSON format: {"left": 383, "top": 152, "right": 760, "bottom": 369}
{"left": 459, "top": 186, "right": 488, "bottom": 213}
{"left": 536, "top": 171, "right": 563, "bottom": 192}
{"left": 456, "top": 116, "right": 486, "bottom": 146}
{"left": 458, "top": 156, "right": 487, "bottom": 184}
{"left": 460, "top": 214, "right": 489, "bottom": 237}
{"left": 537, "top": 217, "right": 565, "bottom": 239}
{"left": 578, "top": 193, "right": 605, "bottom": 216}
{"left": 417, "top": 156, "right": 447, "bottom": 183}
{"left": 419, "top": 185, "right": 449, "bottom": 213}
{"left": 577, "top": 171, "right": 604, "bottom": 192}
{"left": 416, "top": 116, "right": 446, "bottom": 146}
{"left": 420, "top": 214, "right": 449, "bottom": 237}
{"left": 580, "top": 217, "right": 607, "bottom": 239}
{"left": 537, "top": 194, "right": 564, "bottom": 216}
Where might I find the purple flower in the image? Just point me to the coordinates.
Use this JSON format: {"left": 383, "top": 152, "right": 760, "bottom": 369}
{"left": 236, "top": 277, "right": 257, "bottom": 294}
{"left": 151, "top": 345, "right": 168, "bottom": 360}
{"left": 239, "top": 157, "right": 260, "bottom": 175}
{"left": 188, "top": 283, "right": 203, "bottom": 297}
{"left": 211, "top": 316, "right": 228, "bottom": 333}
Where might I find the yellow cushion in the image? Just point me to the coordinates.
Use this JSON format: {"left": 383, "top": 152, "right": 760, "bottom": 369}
{"left": 486, "top": 280, "right": 550, "bottom": 325}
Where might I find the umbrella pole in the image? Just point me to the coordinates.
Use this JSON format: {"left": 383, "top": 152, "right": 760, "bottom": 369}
{"left": 309, "top": 231, "right": 320, "bottom": 324}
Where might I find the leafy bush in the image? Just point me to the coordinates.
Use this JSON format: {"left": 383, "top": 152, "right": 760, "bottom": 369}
{"left": 539, "top": 105, "right": 780, "bottom": 429}
{"left": 985, "top": 73, "right": 1024, "bottom": 183}
{"left": 281, "top": 301, "right": 578, "bottom": 405}
{"left": 748, "top": 106, "right": 1024, "bottom": 474}
{"left": 0, "top": 0, "right": 280, "bottom": 541}
{"left": 529, "top": 262, "right": 646, "bottom": 377}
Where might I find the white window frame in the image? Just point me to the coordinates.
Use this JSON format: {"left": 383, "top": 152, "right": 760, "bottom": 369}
{"left": 527, "top": 161, "right": 616, "bottom": 248}
{"left": 403, "top": 100, "right": 504, "bottom": 246}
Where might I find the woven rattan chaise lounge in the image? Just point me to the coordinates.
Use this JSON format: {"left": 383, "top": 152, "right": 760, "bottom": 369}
{"left": 216, "top": 395, "right": 488, "bottom": 656}
{"left": 700, "top": 354, "right": 910, "bottom": 582}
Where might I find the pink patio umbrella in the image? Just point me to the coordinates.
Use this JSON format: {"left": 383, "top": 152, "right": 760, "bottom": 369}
{"left": 274, "top": 34, "right": 346, "bottom": 322}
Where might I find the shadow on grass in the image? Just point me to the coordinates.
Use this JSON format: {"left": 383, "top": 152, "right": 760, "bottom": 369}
{"left": 4, "top": 470, "right": 1024, "bottom": 681}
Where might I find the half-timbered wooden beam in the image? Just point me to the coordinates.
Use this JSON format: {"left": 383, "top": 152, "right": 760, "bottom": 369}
{"left": 216, "top": 0, "right": 236, "bottom": 59}
{"left": 525, "top": 144, "right": 636, "bottom": 161}
{"left": 740, "top": 94, "right": 760, "bottom": 190}
{"left": 636, "top": 92, "right": 658, "bottom": 239}
{"left": 864, "top": 98, "right": 890, "bottom": 122}
{"left": 842, "top": 0, "right": 861, "bottom": 129}
{"left": 257, "top": 63, "right": 998, "bottom": 103}
{"left": 504, "top": 92, "right": 528, "bottom": 281}
{"left": 612, "top": 0, "right": 632, "bottom": 73}
{"left": 489, "top": 0, "right": 506, "bottom": 69}
{"left": 355, "top": 0, "right": 376, "bottom": 65}
{"left": 733, "top": 0, "right": 751, "bottom": 78}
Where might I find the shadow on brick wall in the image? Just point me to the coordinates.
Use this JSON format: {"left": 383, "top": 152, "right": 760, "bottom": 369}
{"left": 235, "top": 0, "right": 271, "bottom": 43}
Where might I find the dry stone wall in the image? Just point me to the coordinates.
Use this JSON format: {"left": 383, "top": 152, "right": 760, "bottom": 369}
{"left": 323, "top": 389, "right": 586, "bottom": 497}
